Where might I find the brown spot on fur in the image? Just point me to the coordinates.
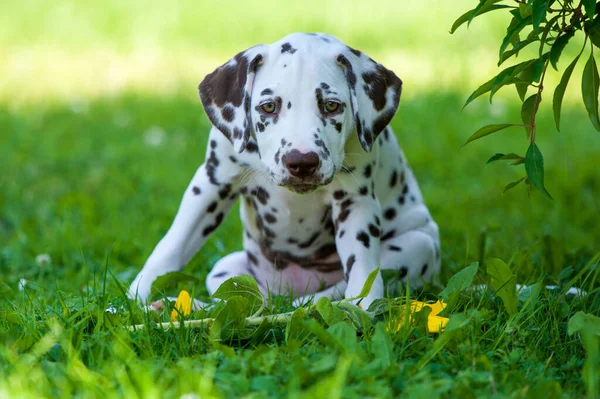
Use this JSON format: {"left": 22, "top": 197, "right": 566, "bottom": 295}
{"left": 221, "top": 106, "right": 235, "bottom": 122}
{"left": 247, "top": 251, "right": 259, "bottom": 265}
{"left": 281, "top": 42, "right": 297, "bottom": 54}
{"left": 356, "top": 231, "right": 370, "bottom": 248}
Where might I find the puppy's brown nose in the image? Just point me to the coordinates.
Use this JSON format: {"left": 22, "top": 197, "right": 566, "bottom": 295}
{"left": 282, "top": 150, "right": 320, "bottom": 178}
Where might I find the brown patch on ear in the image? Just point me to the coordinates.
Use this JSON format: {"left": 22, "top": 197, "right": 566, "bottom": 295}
{"left": 336, "top": 50, "right": 402, "bottom": 153}
{"left": 199, "top": 52, "right": 249, "bottom": 108}
{"left": 198, "top": 49, "right": 265, "bottom": 152}
{"left": 362, "top": 65, "right": 402, "bottom": 112}
{"left": 221, "top": 106, "right": 235, "bottom": 122}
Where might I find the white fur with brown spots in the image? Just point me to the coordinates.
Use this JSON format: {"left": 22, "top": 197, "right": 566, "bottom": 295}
{"left": 128, "top": 33, "right": 440, "bottom": 308}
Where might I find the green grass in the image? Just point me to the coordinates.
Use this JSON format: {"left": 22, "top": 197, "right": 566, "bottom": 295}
{"left": 2, "top": 0, "right": 600, "bottom": 397}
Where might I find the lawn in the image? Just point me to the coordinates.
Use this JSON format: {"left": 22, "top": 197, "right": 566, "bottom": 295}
{"left": 1, "top": 0, "right": 600, "bottom": 397}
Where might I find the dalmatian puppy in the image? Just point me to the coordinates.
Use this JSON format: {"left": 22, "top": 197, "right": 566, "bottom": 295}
{"left": 128, "top": 32, "right": 440, "bottom": 308}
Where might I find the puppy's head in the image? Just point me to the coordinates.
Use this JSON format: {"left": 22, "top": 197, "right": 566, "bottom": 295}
{"left": 199, "top": 33, "right": 402, "bottom": 194}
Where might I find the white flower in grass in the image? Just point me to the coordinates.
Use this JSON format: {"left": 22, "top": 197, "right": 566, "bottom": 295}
{"left": 18, "top": 278, "right": 27, "bottom": 291}
{"left": 35, "top": 253, "right": 51, "bottom": 266}
{"left": 144, "top": 126, "right": 166, "bottom": 147}
{"left": 105, "top": 306, "right": 118, "bottom": 314}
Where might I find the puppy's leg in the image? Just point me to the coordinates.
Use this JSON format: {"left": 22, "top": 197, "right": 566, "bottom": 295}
{"left": 206, "top": 251, "right": 267, "bottom": 295}
{"left": 128, "top": 141, "right": 241, "bottom": 303}
{"left": 380, "top": 223, "right": 440, "bottom": 291}
{"left": 332, "top": 194, "right": 384, "bottom": 308}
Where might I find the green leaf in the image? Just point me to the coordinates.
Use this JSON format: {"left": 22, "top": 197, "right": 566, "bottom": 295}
{"left": 499, "top": 12, "right": 531, "bottom": 59}
{"left": 463, "top": 124, "right": 520, "bottom": 146}
{"left": 585, "top": 19, "right": 600, "bottom": 48}
{"left": 568, "top": 312, "right": 600, "bottom": 398}
{"left": 486, "top": 258, "right": 517, "bottom": 316}
{"left": 583, "top": 0, "right": 597, "bottom": 20}
{"left": 465, "top": 58, "right": 534, "bottom": 107}
{"left": 490, "top": 59, "right": 537, "bottom": 101}
{"left": 518, "top": 3, "right": 531, "bottom": 19}
{"left": 464, "top": 78, "right": 494, "bottom": 107}
{"left": 567, "top": 311, "right": 600, "bottom": 337}
{"left": 468, "top": 0, "right": 506, "bottom": 26}
{"left": 499, "top": 37, "right": 539, "bottom": 66}
{"left": 328, "top": 322, "right": 365, "bottom": 360}
{"left": 515, "top": 64, "right": 533, "bottom": 100}
{"left": 531, "top": 53, "right": 548, "bottom": 82}
{"left": 316, "top": 296, "right": 346, "bottom": 326}
{"left": 525, "top": 142, "right": 553, "bottom": 199}
{"left": 503, "top": 177, "right": 526, "bottom": 194}
{"left": 450, "top": 4, "right": 511, "bottom": 34}
{"left": 486, "top": 153, "right": 523, "bottom": 164}
{"left": 211, "top": 275, "right": 265, "bottom": 313}
{"left": 214, "top": 295, "right": 250, "bottom": 331}
{"left": 356, "top": 266, "right": 380, "bottom": 299}
{"left": 366, "top": 298, "right": 391, "bottom": 315}
{"left": 516, "top": 82, "right": 529, "bottom": 100}
{"left": 531, "top": 0, "right": 548, "bottom": 33}
{"left": 285, "top": 307, "right": 309, "bottom": 342}
{"left": 539, "top": 14, "right": 562, "bottom": 56}
{"left": 486, "top": 153, "right": 507, "bottom": 163}
{"left": 582, "top": 52, "right": 600, "bottom": 131}
{"left": 521, "top": 94, "right": 540, "bottom": 136}
{"left": 439, "top": 262, "right": 478, "bottom": 301}
{"left": 304, "top": 319, "right": 348, "bottom": 354}
{"left": 301, "top": 356, "right": 352, "bottom": 398}
{"left": 553, "top": 54, "right": 580, "bottom": 131}
{"left": 549, "top": 31, "right": 575, "bottom": 70}
{"left": 371, "top": 322, "right": 394, "bottom": 369}
{"left": 337, "top": 302, "right": 373, "bottom": 331}
{"left": 518, "top": 282, "right": 542, "bottom": 310}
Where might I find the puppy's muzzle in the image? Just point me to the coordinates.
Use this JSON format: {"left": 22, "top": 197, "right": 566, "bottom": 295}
{"left": 282, "top": 150, "right": 320, "bottom": 178}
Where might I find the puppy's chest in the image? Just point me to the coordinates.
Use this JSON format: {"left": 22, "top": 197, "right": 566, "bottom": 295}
{"left": 239, "top": 182, "right": 335, "bottom": 256}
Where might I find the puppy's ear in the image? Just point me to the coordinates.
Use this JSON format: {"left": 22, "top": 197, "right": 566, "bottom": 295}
{"left": 199, "top": 45, "right": 267, "bottom": 153}
{"left": 336, "top": 48, "right": 402, "bottom": 152}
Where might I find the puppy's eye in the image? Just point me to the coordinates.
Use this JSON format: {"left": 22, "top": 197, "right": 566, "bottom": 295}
{"left": 261, "top": 102, "right": 277, "bottom": 114}
{"left": 324, "top": 101, "right": 340, "bottom": 113}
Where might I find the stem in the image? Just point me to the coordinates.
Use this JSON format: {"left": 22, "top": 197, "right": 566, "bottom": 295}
{"left": 128, "top": 309, "right": 297, "bottom": 332}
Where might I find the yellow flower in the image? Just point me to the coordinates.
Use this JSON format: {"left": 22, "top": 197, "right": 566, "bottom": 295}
{"left": 388, "top": 300, "right": 449, "bottom": 333}
{"left": 170, "top": 290, "right": 192, "bottom": 322}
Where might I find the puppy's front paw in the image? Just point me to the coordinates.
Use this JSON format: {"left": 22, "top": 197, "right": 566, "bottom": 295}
{"left": 345, "top": 273, "right": 384, "bottom": 309}
{"left": 128, "top": 273, "right": 153, "bottom": 304}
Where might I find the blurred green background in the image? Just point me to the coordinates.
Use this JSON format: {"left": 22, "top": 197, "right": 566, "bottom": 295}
{"left": 1, "top": 0, "right": 599, "bottom": 297}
